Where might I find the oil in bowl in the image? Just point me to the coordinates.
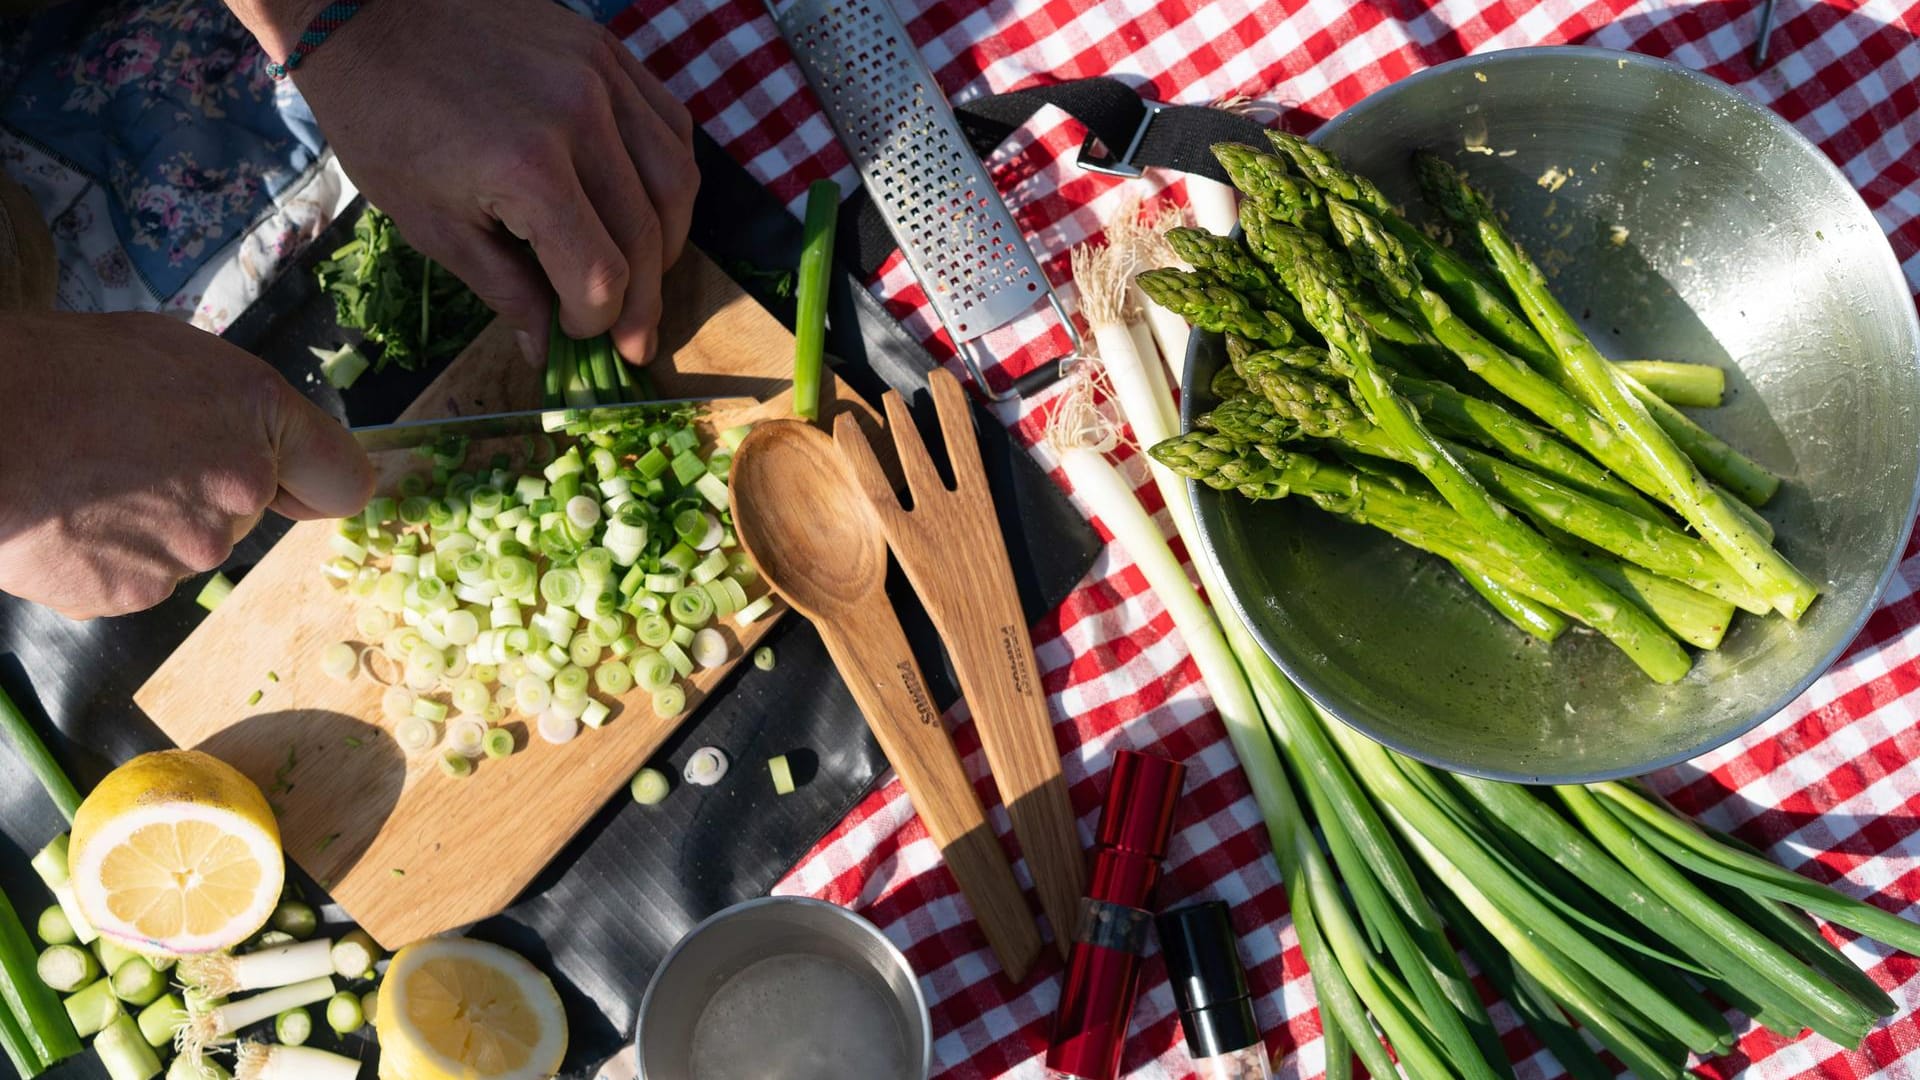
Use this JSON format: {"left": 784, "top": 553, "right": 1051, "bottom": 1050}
{"left": 637, "top": 897, "right": 933, "bottom": 1080}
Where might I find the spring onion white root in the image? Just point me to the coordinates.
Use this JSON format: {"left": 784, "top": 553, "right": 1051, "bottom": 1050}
{"left": 1186, "top": 174, "right": 1239, "bottom": 236}
{"left": 233, "top": 1042, "right": 360, "bottom": 1080}
{"left": 1071, "top": 244, "right": 1179, "bottom": 441}
{"left": 178, "top": 940, "right": 333, "bottom": 998}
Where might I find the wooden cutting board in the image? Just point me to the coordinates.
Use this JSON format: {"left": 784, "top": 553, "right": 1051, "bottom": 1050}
{"left": 135, "top": 250, "right": 882, "bottom": 949}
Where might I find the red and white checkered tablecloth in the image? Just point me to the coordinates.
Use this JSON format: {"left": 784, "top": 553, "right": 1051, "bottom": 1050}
{"left": 610, "top": 0, "right": 1920, "bottom": 1075}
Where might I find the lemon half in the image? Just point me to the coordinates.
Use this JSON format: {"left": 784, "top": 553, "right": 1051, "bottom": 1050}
{"left": 377, "top": 937, "right": 568, "bottom": 1080}
{"left": 68, "top": 750, "right": 283, "bottom": 956}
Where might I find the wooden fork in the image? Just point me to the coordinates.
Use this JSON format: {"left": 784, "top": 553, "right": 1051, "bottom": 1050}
{"left": 833, "top": 369, "right": 1087, "bottom": 956}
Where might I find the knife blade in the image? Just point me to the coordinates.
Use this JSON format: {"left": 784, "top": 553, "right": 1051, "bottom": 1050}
{"left": 350, "top": 397, "right": 739, "bottom": 453}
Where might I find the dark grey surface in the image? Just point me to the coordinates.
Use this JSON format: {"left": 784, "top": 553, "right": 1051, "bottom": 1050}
{"left": 0, "top": 128, "right": 1102, "bottom": 1078}
{"left": 1188, "top": 47, "right": 1920, "bottom": 784}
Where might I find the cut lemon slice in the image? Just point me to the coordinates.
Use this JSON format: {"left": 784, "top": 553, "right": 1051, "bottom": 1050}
{"left": 377, "top": 938, "right": 568, "bottom": 1080}
{"left": 68, "top": 750, "right": 283, "bottom": 956}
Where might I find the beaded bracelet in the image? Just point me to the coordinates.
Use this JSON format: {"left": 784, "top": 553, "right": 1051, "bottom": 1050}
{"left": 265, "top": 1, "right": 366, "bottom": 79}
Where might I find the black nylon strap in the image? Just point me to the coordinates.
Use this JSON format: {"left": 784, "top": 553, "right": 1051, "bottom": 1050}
{"left": 840, "top": 76, "right": 1270, "bottom": 279}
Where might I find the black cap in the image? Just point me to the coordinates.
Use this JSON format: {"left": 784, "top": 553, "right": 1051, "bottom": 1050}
{"left": 1156, "top": 902, "right": 1260, "bottom": 1058}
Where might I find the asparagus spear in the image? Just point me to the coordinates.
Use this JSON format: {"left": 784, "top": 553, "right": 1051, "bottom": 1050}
{"left": 1212, "top": 143, "right": 1332, "bottom": 235}
{"left": 1134, "top": 269, "right": 1298, "bottom": 346}
{"left": 1245, "top": 220, "right": 1690, "bottom": 680}
{"left": 1206, "top": 385, "right": 1770, "bottom": 616}
{"left": 1617, "top": 361, "right": 1725, "bottom": 408}
{"left": 1153, "top": 433, "right": 1731, "bottom": 652}
{"left": 1419, "top": 156, "right": 1815, "bottom": 620}
{"left": 1237, "top": 202, "right": 1439, "bottom": 356}
{"left": 1261, "top": 129, "right": 1780, "bottom": 505}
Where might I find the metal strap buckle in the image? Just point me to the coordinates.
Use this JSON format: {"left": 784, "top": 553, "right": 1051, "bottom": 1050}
{"left": 1075, "top": 99, "right": 1170, "bottom": 178}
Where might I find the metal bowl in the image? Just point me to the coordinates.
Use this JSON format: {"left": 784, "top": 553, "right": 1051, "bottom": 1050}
{"left": 634, "top": 896, "right": 932, "bottom": 1080}
{"left": 1186, "top": 46, "right": 1920, "bottom": 782}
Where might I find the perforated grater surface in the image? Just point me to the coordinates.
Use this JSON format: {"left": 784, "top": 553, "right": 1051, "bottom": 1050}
{"left": 770, "top": 0, "right": 1080, "bottom": 399}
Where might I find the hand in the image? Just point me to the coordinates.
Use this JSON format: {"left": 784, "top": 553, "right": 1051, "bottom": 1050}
{"left": 263, "top": 0, "right": 699, "bottom": 366}
{"left": 0, "top": 313, "right": 374, "bottom": 619}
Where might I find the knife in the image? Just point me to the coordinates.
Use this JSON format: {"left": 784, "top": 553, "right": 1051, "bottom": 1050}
{"left": 350, "top": 397, "right": 744, "bottom": 453}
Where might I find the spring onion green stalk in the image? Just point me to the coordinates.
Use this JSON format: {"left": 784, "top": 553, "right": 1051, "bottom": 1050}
{"left": 234, "top": 1041, "right": 361, "bottom": 1080}
{"left": 185, "top": 976, "right": 335, "bottom": 1048}
{"left": 268, "top": 902, "right": 317, "bottom": 941}
{"left": 35, "top": 946, "right": 96, "bottom": 995}
{"left": 95, "top": 1012, "right": 162, "bottom": 1080}
{"left": 179, "top": 940, "right": 334, "bottom": 998}
{"left": 330, "top": 932, "right": 380, "bottom": 982}
{"left": 195, "top": 572, "right": 236, "bottom": 612}
{"left": 109, "top": 958, "right": 165, "bottom": 1008}
{"left": 31, "top": 839, "right": 97, "bottom": 947}
{"left": 273, "top": 1007, "right": 311, "bottom": 1045}
{"left": 792, "top": 179, "right": 840, "bottom": 421}
{"left": 136, "top": 994, "right": 185, "bottom": 1049}
{"left": 0, "top": 685, "right": 81, "bottom": 822}
{"left": 0, "top": 884, "right": 80, "bottom": 1065}
{"left": 324, "top": 992, "right": 364, "bottom": 1034}
{"left": 631, "top": 767, "right": 670, "bottom": 805}
{"left": 63, "top": 978, "right": 118, "bottom": 1039}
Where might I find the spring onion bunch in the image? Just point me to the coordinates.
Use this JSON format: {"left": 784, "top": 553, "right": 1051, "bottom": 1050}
{"left": 321, "top": 405, "right": 767, "bottom": 774}
{"left": 1065, "top": 223, "right": 1920, "bottom": 1077}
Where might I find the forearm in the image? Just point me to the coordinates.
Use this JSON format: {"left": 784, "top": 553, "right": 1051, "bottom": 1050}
{"left": 222, "top": 0, "right": 337, "bottom": 67}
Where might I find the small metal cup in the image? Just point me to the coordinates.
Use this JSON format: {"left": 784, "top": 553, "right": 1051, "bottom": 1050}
{"left": 634, "top": 896, "right": 933, "bottom": 1080}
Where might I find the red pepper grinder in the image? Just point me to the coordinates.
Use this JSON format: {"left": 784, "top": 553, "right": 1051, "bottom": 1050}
{"left": 1045, "top": 749, "right": 1186, "bottom": 1080}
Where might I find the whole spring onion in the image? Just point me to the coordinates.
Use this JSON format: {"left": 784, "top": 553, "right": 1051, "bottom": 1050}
{"left": 233, "top": 1042, "right": 361, "bottom": 1080}
{"left": 791, "top": 179, "right": 840, "bottom": 421}
{"left": 179, "top": 940, "right": 334, "bottom": 998}
{"left": 184, "top": 976, "right": 336, "bottom": 1050}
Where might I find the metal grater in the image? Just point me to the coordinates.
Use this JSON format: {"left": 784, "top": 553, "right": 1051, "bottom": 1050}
{"left": 770, "top": 0, "right": 1080, "bottom": 400}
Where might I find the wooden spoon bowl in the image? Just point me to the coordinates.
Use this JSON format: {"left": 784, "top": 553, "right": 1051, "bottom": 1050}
{"left": 729, "top": 420, "right": 888, "bottom": 620}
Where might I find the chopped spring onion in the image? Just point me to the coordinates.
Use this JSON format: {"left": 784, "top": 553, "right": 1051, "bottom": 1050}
{"left": 553, "top": 665, "right": 591, "bottom": 699}
{"left": 690, "top": 628, "right": 729, "bottom": 669}
{"left": 753, "top": 646, "right": 775, "bottom": 672}
{"left": 135, "top": 994, "right": 184, "bottom": 1049}
{"left": 31, "top": 838, "right": 98, "bottom": 947}
{"left": 63, "top": 977, "right": 118, "bottom": 1039}
{"left": 669, "top": 588, "right": 714, "bottom": 629}
{"left": 594, "top": 662, "right": 633, "bottom": 696}
{"left": 108, "top": 958, "right": 164, "bottom": 1008}
{"left": 630, "top": 767, "right": 670, "bottom": 805}
{"left": 683, "top": 746, "right": 725, "bottom": 785}
{"left": 447, "top": 718, "right": 488, "bottom": 759}
{"left": 324, "top": 992, "right": 363, "bottom": 1034}
{"left": 537, "top": 711, "right": 580, "bottom": 745}
{"left": 195, "top": 572, "right": 235, "bottom": 612}
{"left": 273, "top": 1007, "right": 311, "bottom": 1046}
{"left": 630, "top": 652, "right": 674, "bottom": 692}
{"left": 233, "top": 1042, "right": 360, "bottom": 1080}
{"left": 411, "top": 696, "right": 448, "bottom": 723}
{"left": 169, "top": 1054, "right": 231, "bottom": 1080}
{"left": 36, "top": 946, "right": 97, "bottom": 994}
{"left": 439, "top": 752, "right": 472, "bottom": 779}
{"left": 35, "top": 908, "right": 74, "bottom": 948}
{"left": 269, "top": 901, "right": 318, "bottom": 941}
{"left": 736, "top": 595, "right": 777, "bottom": 625}
{"left": 652, "top": 686, "right": 687, "bottom": 719}
{"left": 660, "top": 642, "right": 694, "bottom": 678}
{"left": 94, "top": 1011, "right": 161, "bottom": 1080}
{"left": 319, "top": 642, "right": 357, "bottom": 682}
{"left": 329, "top": 932, "right": 379, "bottom": 982}
{"left": 635, "top": 613, "right": 672, "bottom": 648}
{"left": 1, "top": 686, "right": 82, "bottom": 823}
{"left": 381, "top": 686, "right": 416, "bottom": 721}
{"left": 393, "top": 715, "right": 438, "bottom": 754}
{"left": 451, "top": 678, "right": 491, "bottom": 717}
{"left": 354, "top": 606, "right": 392, "bottom": 640}
{"left": 483, "top": 728, "right": 515, "bottom": 760}
{"left": 515, "top": 677, "right": 552, "bottom": 715}
{"left": 768, "top": 754, "right": 795, "bottom": 795}
{"left": 582, "top": 700, "right": 612, "bottom": 729}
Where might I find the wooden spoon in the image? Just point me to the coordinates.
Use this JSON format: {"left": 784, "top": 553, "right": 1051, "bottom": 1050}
{"left": 730, "top": 419, "right": 1043, "bottom": 981}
